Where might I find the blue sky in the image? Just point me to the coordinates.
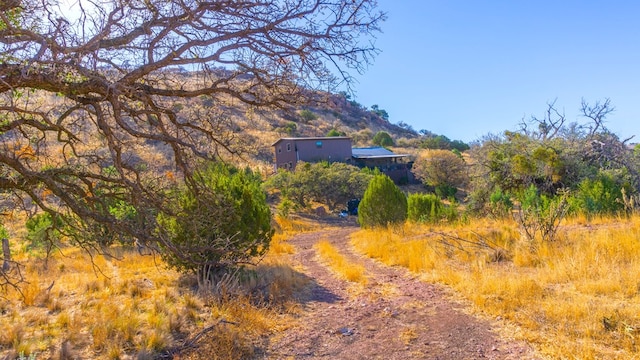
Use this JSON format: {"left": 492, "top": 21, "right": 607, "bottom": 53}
{"left": 352, "top": 1, "right": 640, "bottom": 143}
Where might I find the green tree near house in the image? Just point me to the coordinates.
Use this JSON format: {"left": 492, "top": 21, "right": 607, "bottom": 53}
{"left": 264, "top": 162, "right": 374, "bottom": 212}
{"left": 358, "top": 174, "right": 407, "bottom": 228}
{"left": 372, "top": 131, "right": 394, "bottom": 147}
{"left": 327, "top": 128, "right": 346, "bottom": 137}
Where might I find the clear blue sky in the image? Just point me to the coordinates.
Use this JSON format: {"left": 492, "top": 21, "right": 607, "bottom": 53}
{"left": 353, "top": 1, "right": 640, "bottom": 143}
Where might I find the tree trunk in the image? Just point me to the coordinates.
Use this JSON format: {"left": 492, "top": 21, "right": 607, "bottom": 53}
{"left": 2, "top": 238, "right": 10, "bottom": 272}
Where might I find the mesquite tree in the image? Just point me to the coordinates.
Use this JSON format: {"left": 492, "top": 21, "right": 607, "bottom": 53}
{"left": 0, "top": 0, "right": 384, "bottom": 263}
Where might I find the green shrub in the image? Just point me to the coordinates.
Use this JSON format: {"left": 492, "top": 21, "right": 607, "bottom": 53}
{"left": 157, "top": 162, "right": 273, "bottom": 275}
{"left": 515, "top": 185, "right": 569, "bottom": 242}
{"left": 299, "top": 109, "right": 318, "bottom": 123}
{"left": 277, "top": 197, "right": 294, "bottom": 218}
{"left": 488, "top": 187, "right": 513, "bottom": 218}
{"left": 281, "top": 122, "right": 297, "bottom": 135}
{"left": 358, "top": 174, "right": 407, "bottom": 228}
{"left": 435, "top": 184, "right": 457, "bottom": 198}
{"left": 407, "top": 193, "right": 443, "bottom": 223}
{"left": 372, "top": 131, "right": 394, "bottom": 147}
{"left": 568, "top": 172, "right": 624, "bottom": 217}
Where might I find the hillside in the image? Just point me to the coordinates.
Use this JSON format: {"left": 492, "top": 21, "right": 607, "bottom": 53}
{"left": 222, "top": 91, "right": 423, "bottom": 171}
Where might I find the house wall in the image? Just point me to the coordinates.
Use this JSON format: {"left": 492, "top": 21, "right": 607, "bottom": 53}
{"left": 273, "top": 137, "right": 352, "bottom": 170}
{"left": 295, "top": 138, "right": 352, "bottom": 163}
{"left": 274, "top": 140, "right": 298, "bottom": 170}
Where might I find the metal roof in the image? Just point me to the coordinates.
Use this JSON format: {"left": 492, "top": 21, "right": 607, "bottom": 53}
{"left": 271, "top": 136, "right": 351, "bottom": 147}
{"left": 351, "top": 147, "right": 409, "bottom": 159}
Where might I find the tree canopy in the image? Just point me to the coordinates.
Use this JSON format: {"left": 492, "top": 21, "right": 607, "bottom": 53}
{"left": 413, "top": 149, "right": 468, "bottom": 198}
{"left": 372, "top": 131, "right": 394, "bottom": 147}
{"left": 264, "top": 161, "right": 374, "bottom": 212}
{"left": 467, "top": 99, "right": 639, "bottom": 217}
{"left": 0, "top": 0, "right": 384, "bottom": 259}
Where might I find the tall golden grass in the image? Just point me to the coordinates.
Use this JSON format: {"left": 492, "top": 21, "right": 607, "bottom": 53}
{"left": 350, "top": 216, "right": 640, "bottom": 359}
{"left": 0, "top": 215, "right": 308, "bottom": 359}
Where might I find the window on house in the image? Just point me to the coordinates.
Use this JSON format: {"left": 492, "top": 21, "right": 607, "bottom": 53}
{"left": 287, "top": 143, "right": 291, "bottom": 151}
{"left": 315, "top": 141, "right": 322, "bottom": 148}
{"left": 278, "top": 146, "right": 282, "bottom": 153}
{"left": 288, "top": 162, "right": 293, "bottom": 169}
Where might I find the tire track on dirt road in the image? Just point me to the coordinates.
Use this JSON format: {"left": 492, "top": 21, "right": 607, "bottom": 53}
{"left": 262, "top": 226, "right": 539, "bottom": 359}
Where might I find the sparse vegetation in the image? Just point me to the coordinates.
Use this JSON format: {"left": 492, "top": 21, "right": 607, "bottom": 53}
{"left": 299, "top": 109, "right": 319, "bottom": 123}
{"left": 418, "top": 131, "right": 470, "bottom": 152}
{"left": 370, "top": 104, "right": 390, "bottom": 121}
{"left": 326, "top": 128, "right": 346, "bottom": 137}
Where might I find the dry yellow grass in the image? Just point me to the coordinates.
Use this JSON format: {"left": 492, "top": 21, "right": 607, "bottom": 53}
{"left": 350, "top": 216, "right": 640, "bottom": 359}
{"left": 0, "top": 226, "right": 305, "bottom": 359}
{"left": 314, "top": 239, "right": 368, "bottom": 285}
{"left": 274, "top": 214, "right": 323, "bottom": 234}
{"left": 269, "top": 233, "right": 295, "bottom": 255}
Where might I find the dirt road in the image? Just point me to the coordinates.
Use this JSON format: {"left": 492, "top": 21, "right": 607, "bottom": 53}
{"left": 262, "top": 224, "right": 539, "bottom": 359}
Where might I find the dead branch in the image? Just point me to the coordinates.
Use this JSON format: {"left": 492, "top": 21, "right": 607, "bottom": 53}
{"left": 580, "top": 98, "right": 614, "bottom": 136}
{"left": 0, "top": 0, "right": 385, "bottom": 265}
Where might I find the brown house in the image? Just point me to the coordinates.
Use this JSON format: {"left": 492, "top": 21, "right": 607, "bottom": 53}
{"left": 272, "top": 137, "right": 415, "bottom": 184}
{"left": 271, "top": 137, "right": 352, "bottom": 170}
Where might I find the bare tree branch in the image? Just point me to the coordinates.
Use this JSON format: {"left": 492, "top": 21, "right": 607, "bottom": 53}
{"left": 580, "top": 97, "right": 614, "bottom": 136}
{"left": 0, "top": 0, "right": 384, "bottom": 268}
{"left": 520, "top": 98, "right": 566, "bottom": 141}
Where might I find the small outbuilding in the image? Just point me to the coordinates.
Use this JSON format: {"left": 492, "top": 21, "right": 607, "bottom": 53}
{"left": 351, "top": 147, "right": 414, "bottom": 184}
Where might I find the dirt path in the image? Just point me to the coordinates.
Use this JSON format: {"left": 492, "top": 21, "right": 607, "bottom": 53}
{"left": 262, "top": 224, "right": 539, "bottom": 360}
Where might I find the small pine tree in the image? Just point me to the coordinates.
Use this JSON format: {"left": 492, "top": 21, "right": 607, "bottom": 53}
{"left": 358, "top": 174, "right": 407, "bottom": 228}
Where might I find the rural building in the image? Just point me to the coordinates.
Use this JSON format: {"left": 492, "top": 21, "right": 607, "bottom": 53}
{"left": 272, "top": 137, "right": 352, "bottom": 170}
{"left": 351, "top": 147, "right": 414, "bottom": 184}
{"left": 272, "top": 137, "right": 414, "bottom": 184}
